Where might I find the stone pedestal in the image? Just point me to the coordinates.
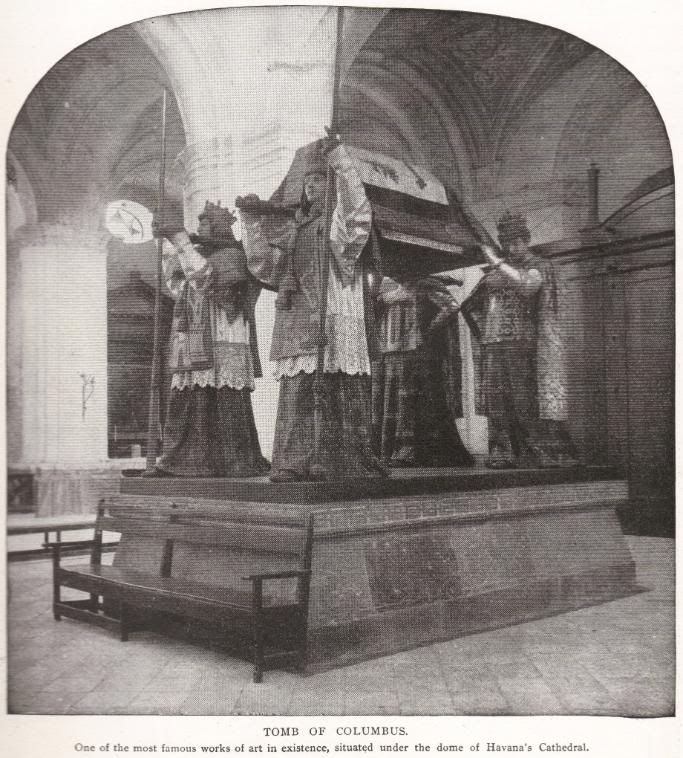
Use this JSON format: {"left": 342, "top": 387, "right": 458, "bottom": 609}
{"left": 32, "top": 466, "right": 124, "bottom": 517}
{"left": 304, "top": 479, "right": 635, "bottom": 669}
{"left": 116, "top": 468, "right": 636, "bottom": 671}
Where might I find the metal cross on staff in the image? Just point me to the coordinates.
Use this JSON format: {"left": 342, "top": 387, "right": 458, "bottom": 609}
{"left": 310, "top": 6, "right": 346, "bottom": 479}
{"left": 145, "top": 88, "right": 168, "bottom": 470}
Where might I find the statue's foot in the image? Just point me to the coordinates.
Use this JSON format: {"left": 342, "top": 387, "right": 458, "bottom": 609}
{"left": 308, "top": 463, "right": 328, "bottom": 481}
{"left": 485, "top": 455, "right": 517, "bottom": 470}
{"left": 270, "top": 469, "right": 306, "bottom": 483}
{"left": 141, "top": 466, "right": 174, "bottom": 478}
{"left": 526, "top": 445, "right": 562, "bottom": 469}
{"left": 369, "top": 457, "right": 390, "bottom": 478}
{"left": 556, "top": 453, "right": 581, "bottom": 468}
{"left": 389, "top": 447, "right": 416, "bottom": 467}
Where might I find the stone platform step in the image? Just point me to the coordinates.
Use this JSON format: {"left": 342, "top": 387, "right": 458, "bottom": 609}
{"left": 120, "top": 464, "right": 621, "bottom": 504}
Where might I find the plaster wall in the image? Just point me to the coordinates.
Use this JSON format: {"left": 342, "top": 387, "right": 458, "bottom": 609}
{"left": 472, "top": 53, "right": 672, "bottom": 244}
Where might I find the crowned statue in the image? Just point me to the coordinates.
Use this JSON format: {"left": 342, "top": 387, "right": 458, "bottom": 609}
{"left": 145, "top": 200, "right": 269, "bottom": 477}
{"left": 461, "top": 212, "right": 578, "bottom": 469}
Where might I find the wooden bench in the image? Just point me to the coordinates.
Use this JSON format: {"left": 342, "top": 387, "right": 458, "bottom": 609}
{"left": 51, "top": 499, "right": 314, "bottom": 683}
{"left": 9, "top": 516, "right": 119, "bottom": 561}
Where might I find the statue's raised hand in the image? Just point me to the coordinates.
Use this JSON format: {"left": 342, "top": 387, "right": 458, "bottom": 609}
{"left": 234, "top": 194, "right": 261, "bottom": 211}
{"left": 322, "top": 126, "right": 342, "bottom": 154}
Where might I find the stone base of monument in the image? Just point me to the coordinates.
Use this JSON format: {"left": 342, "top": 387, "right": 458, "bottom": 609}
{"left": 116, "top": 469, "right": 637, "bottom": 672}
{"left": 304, "top": 480, "right": 635, "bottom": 670}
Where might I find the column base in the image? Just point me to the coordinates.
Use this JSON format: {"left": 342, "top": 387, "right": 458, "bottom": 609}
{"left": 10, "top": 460, "right": 142, "bottom": 517}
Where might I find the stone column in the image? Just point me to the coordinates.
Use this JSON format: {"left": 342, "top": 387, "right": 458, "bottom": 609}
{"left": 177, "top": 124, "right": 293, "bottom": 226}
{"left": 18, "top": 224, "right": 109, "bottom": 466}
{"left": 136, "top": 7, "right": 340, "bottom": 209}
{"left": 9, "top": 222, "right": 123, "bottom": 517}
{"left": 178, "top": 135, "right": 238, "bottom": 228}
{"left": 7, "top": 237, "right": 24, "bottom": 470}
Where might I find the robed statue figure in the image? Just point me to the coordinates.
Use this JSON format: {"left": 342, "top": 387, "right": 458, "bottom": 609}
{"left": 461, "top": 212, "right": 578, "bottom": 469}
{"left": 145, "top": 201, "right": 269, "bottom": 477}
{"left": 372, "top": 274, "right": 474, "bottom": 468}
{"left": 238, "top": 135, "right": 385, "bottom": 482}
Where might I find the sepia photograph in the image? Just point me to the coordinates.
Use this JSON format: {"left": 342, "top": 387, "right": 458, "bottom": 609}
{"left": 3, "top": 0, "right": 676, "bottom": 727}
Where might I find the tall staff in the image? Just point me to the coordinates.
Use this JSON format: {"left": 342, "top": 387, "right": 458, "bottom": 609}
{"left": 311, "top": 7, "right": 345, "bottom": 477}
{"left": 146, "top": 88, "right": 168, "bottom": 470}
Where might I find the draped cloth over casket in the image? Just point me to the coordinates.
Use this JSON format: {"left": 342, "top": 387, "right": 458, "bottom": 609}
{"left": 462, "top": 255, "right": 568, "bottom": 421}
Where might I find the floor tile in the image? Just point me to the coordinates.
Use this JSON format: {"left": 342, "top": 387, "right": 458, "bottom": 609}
{"left": 496, "top": 677, "right": 565, "bottom": 715}
{"left": 446, "top": 679, "right": 511, "bottom": 716}
{"left": 17, "top": 690, "right": 91, "bottom": 715}
{"left": 69, "top": 689, "right": 138, "bottom": 715}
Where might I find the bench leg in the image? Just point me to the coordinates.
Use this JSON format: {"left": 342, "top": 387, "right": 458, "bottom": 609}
{"left": 251, "top": 578, "right": 265, "bottom": 683}
{"left": 294, "top": 608, "right": 309, "bottom": 674}
{"left": 119, "top": 603, "right": 129, "bottom": 642}
{"left": 253, "top": 625, "right": 265, "bottom": 684}
{"left": 296, "top": 641, "right": 308, "bottom": 675}
{"left": 52, "top": 551, "right": 62, "bottom": 621}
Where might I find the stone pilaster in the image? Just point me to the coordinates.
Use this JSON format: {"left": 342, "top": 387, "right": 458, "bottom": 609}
{"left": 7, "top": 237, "right": 24, "bottom": 469}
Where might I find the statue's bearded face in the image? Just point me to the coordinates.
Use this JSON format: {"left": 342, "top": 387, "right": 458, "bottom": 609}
{"left": 196, "top": 215, "right": 212, "bottom": 240}
{"left": 507, "top": 237, "right": 529, "bottom": 261}
{"left": 304, "top": 172, "right": 326, "bottom": 204}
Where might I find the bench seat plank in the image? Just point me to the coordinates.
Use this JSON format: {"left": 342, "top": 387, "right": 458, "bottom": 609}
{"left": 59, "top": 564, "right": 286, "bottom": 610}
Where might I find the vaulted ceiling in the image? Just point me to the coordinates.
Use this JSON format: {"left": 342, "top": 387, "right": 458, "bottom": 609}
{"left": 8, "top": 25, "right": 185, "bottom": 227}
{"left": 342, "top": 10, "right": 595, "bottom": 193}
{"left": 7, "top": 8, "right": 669, "bottom": 242}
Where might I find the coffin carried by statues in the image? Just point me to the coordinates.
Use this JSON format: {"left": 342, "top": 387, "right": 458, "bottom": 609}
{"left": 240, "top": 141, "right": 489, "bottom": 280}
{"left": 349, "top": 146, "right": 487, "bottom": 279}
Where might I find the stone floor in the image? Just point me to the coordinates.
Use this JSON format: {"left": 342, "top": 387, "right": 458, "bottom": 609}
{"left": 7, "top": 536, "right": 674, "bottom": 716}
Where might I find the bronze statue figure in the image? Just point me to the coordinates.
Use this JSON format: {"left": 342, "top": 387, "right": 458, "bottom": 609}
{"left": 461, "top": 212, "right": 578, "bottom": 469}
{"left": 145, "top": 201, "right": 269, "bottom": 477}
